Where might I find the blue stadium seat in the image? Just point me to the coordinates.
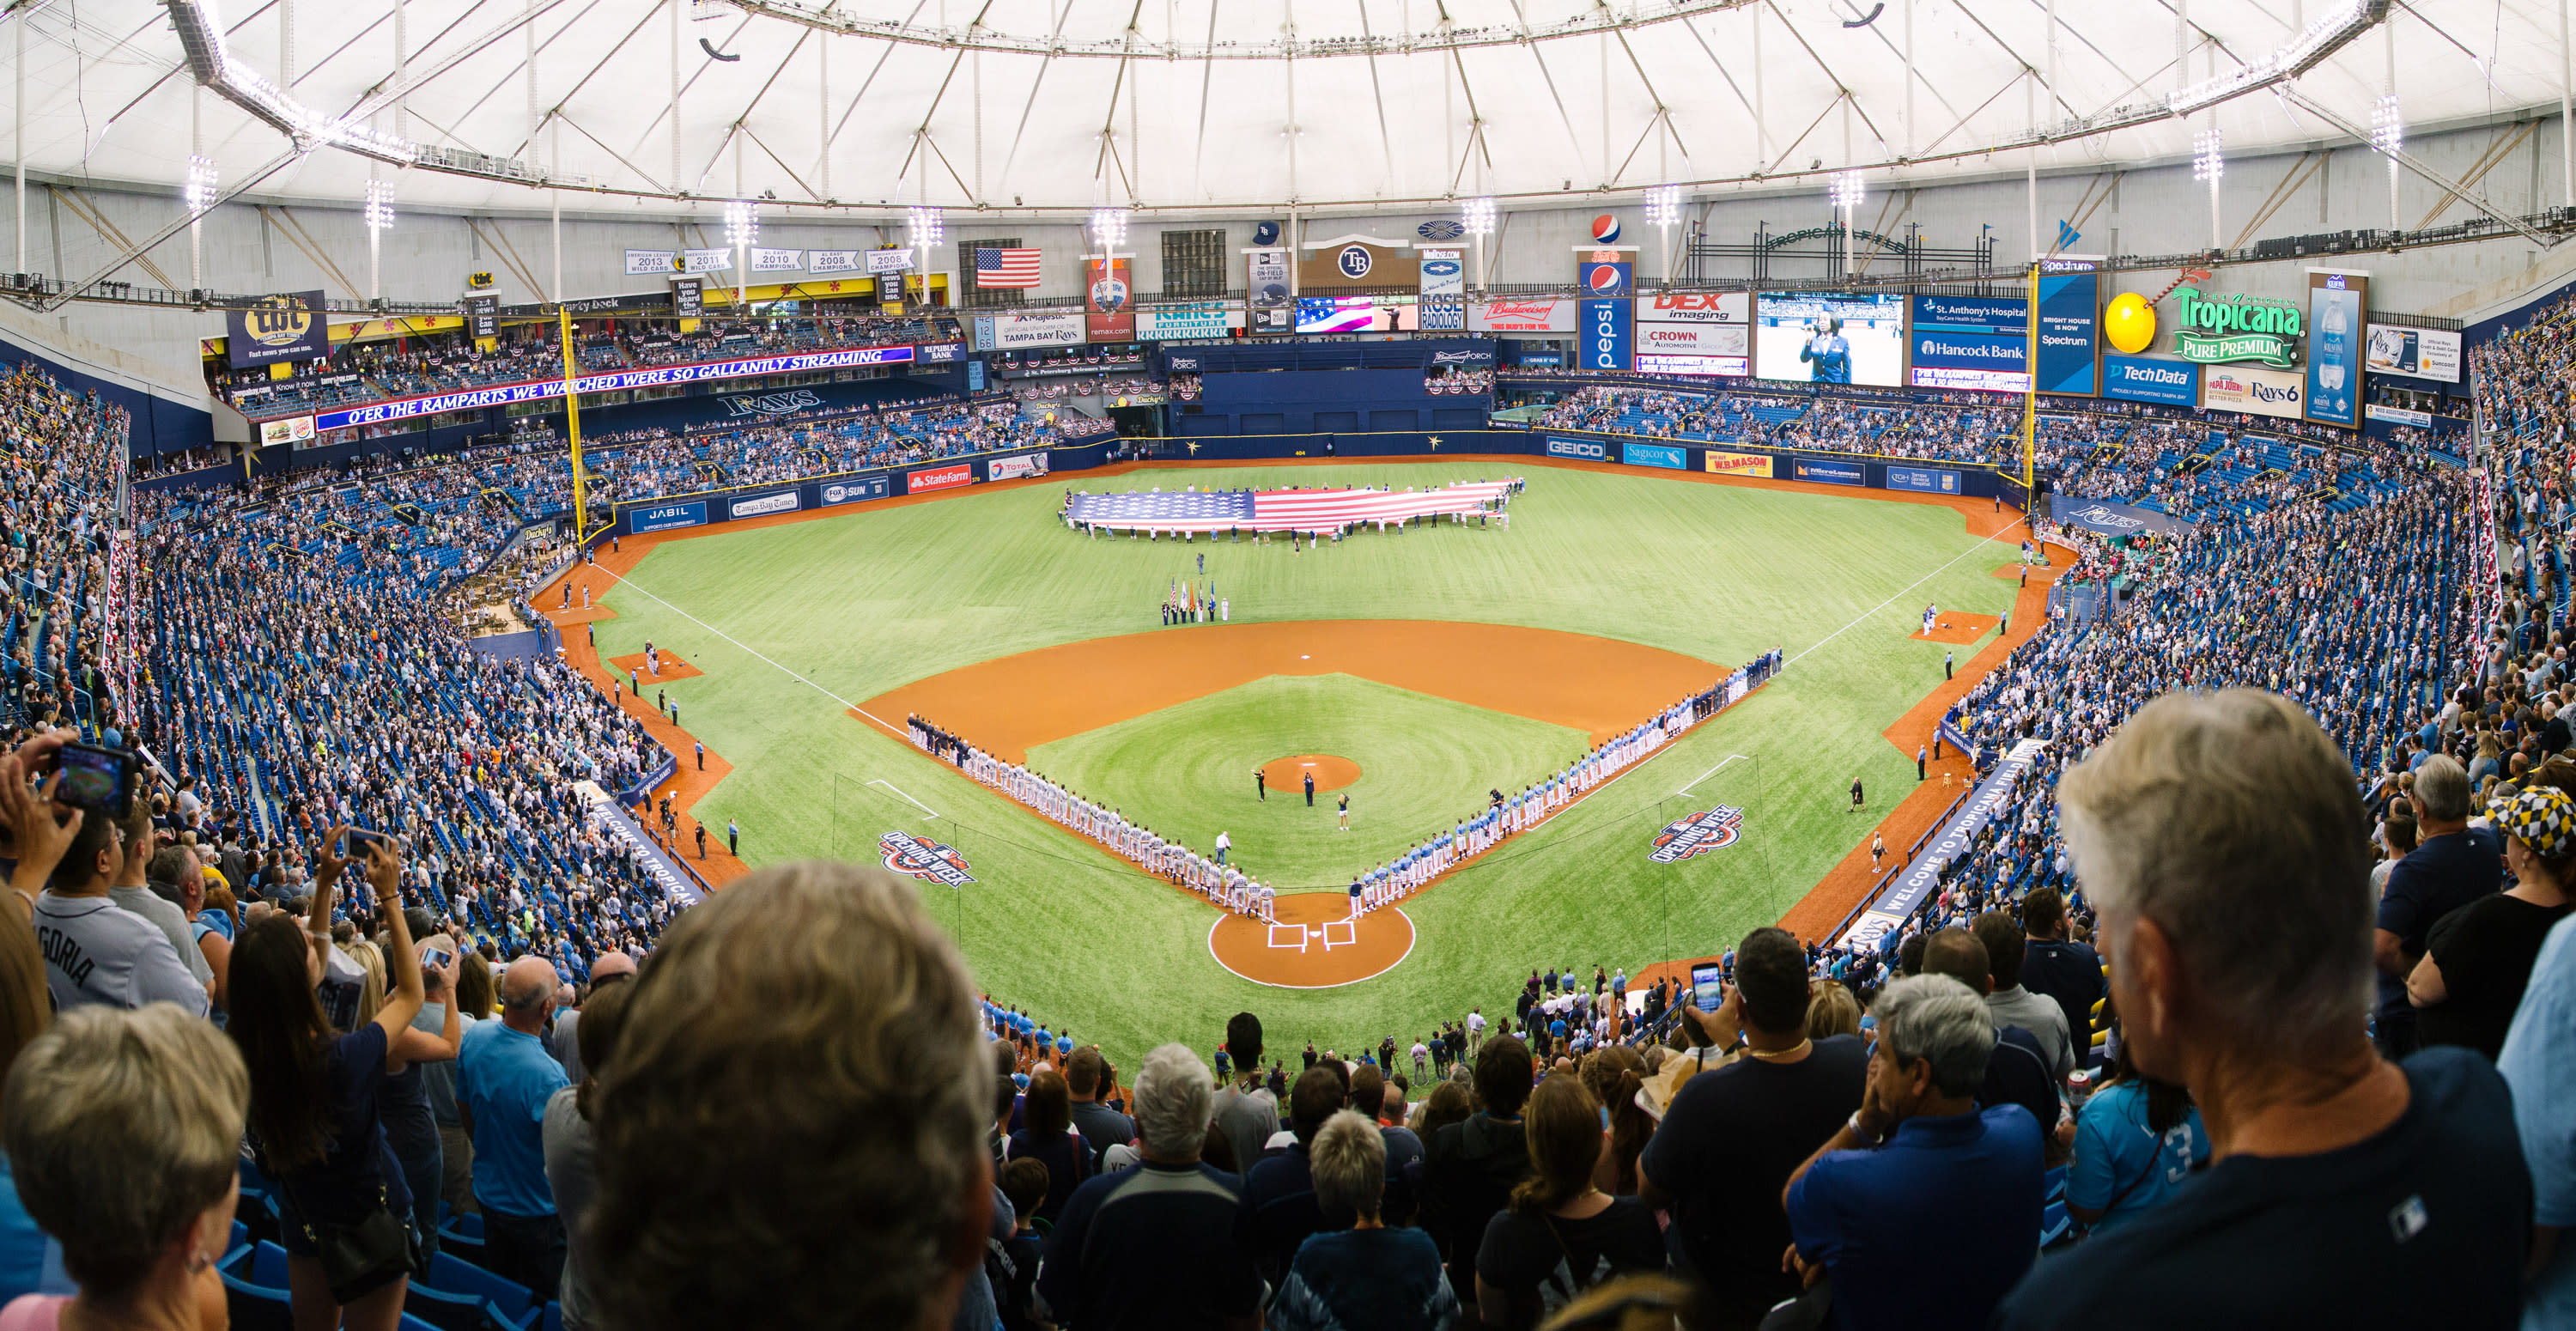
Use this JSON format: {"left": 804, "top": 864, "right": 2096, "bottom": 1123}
{"left": 427, "top": 1250, "right": 538, "bottom": 1324}
{"left": 222, "top": 1267, "right": 295, "bottom": 1331}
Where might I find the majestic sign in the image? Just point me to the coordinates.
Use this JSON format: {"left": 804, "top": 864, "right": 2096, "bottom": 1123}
{"left": 2365, "top": 323, "right": 2462, "bottom": 383}
{"left": 880, "top": 831, "right": 976, "bottom": 886}
{"left": 226, "top": 290, "right": 329, "bottom": 368}
{"left": 2172, "top": 288, "right": 2304, "bottom": 368}
{"left": 1649, "top": 806, "right": 1742, "bottom": 862}
{"left": 2200, "top": 364, "right": 2306, "bottom": 420}
{"left": 2304, "top": 270, "right": 2368, "bottom": 428}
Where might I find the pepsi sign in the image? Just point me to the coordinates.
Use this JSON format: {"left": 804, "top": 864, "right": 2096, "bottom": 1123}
{"left": 1579, "top": 297, "right": 1631, "bottom": 371}
{"left": 1583, "top": 262, "right": 1633, "bottom": 299}
{"left": 1591, "top": 214, "right": 1623, "bottom": 244}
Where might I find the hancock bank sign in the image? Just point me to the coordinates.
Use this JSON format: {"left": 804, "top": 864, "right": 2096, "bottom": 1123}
{"left": 2172, "top": 288, "right": 2304, "bottom": 369}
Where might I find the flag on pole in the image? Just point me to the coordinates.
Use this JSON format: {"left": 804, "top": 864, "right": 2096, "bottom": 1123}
{"left": 975, "top": 248, "right": 1043, "bottom": 289}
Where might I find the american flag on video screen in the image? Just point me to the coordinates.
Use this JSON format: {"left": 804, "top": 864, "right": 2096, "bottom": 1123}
{"left": 1066, "top": 481, "right": 1514, "bottom": 533}
{"left": 975, "top": 247, "right": 1043, "bottom": 288}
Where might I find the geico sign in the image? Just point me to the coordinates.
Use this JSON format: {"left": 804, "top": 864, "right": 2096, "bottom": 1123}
{"left": 1546, "top": 438, "right": 1607, "bottom": 459}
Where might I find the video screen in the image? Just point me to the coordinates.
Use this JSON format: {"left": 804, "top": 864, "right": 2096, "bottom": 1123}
{"left": 1690, "top": 963, "right": 1727, "bottom": 1013}
{"left": 1754, "top": 292, "right": 1908, "bottom": 386}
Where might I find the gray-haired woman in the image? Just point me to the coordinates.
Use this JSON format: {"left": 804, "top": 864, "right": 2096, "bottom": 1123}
{"left": 2, "top": 1003, "right": 249, "bottom": 1331}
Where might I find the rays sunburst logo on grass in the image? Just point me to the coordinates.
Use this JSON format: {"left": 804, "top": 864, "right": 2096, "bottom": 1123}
{"left": 881, "top": 830, "right": 977, "bottom": 886}
{"left": 1650, "top": 807, "right": 1744, "bottom": 862}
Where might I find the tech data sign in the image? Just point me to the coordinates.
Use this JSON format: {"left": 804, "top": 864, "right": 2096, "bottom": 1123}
{"left": 2171, "top": 289, "right": 2304, "bottom": 368}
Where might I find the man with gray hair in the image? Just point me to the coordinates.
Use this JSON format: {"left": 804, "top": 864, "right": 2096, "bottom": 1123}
{"left": 1040, "top": 1042, "right": 1261, "bottom": 1329}
{"left": 1996, "top": 690, "right": 2530, "bottom": 1328}
{"left": 1780, "top": 974, "right": 2041, "bottom": 1331}
{"left": 459, "top": 954, "right": 573, "bottom": 1300}
{"left": 2373, "top": 752, "right": 2500, "bottom": 1059}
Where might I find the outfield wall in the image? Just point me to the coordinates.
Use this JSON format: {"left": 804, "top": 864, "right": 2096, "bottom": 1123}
{"left": 593, "top": 427, "right": 2023, "bottom": 544}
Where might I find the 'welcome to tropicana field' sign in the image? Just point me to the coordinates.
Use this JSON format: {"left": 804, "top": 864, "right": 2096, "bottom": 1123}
{"left": 2172, "top": 288, "right": 2305, "bottom": 368}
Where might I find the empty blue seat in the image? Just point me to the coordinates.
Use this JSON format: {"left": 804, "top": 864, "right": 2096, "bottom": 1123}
{"left": 427, "top": 1250, "right": 537, "bottom": 1322}
{"left": 222, "top": 1267, "right": 295, "bottom": 1331}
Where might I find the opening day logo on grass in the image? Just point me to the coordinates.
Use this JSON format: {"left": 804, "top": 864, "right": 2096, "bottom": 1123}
{"left": 2170, "top": 288, "right": 2304, "bottom": 368}
{"left": 1650, "top": 807, "right": 1744, "bottom": 862}
{"left": 880, "top": 831, "right": 977, "bottom": 886}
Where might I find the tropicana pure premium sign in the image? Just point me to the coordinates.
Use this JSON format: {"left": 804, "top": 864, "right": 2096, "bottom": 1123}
{"left": 2171, "top": 288, "right": 2304, "bottom": 368}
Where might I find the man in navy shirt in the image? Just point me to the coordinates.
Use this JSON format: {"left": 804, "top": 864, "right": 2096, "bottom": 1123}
{"left": 2017, "top": 886, "right": 2105, "bottom": 1061}
{"left": 1236, "top": 1067, "right": 1343, "bottom": 1289}
{"left": 2000, "top": 690, "right": 2531, "bottom": 1328}
{"left": 1041, "top": 1044, "right": 1261, "bottom": 1329}
{"left": 2374, "top": 756, "right": 2500, "bottom": 1058}
{"left": 1783, "top": 975, "right": 2044, "bottom": 1331}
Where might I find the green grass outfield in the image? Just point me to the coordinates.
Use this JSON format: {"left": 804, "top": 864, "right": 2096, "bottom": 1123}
{"left": 590, "top": 460, "right": 2020, "bottom": 1068}
{"left": 1030, "top": 673, "right": 1591, "bottom": 887}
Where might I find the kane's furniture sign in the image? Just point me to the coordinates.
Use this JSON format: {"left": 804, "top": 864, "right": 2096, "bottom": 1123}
{"left": 1138, "top": 304, "right": 1244, "bottom": 339}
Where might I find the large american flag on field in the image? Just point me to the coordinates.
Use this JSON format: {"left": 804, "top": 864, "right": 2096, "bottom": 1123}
{"left": 975, "top": 247, "right": 1043, "bottom": 288}
{"left": 1066, "top": 481, "right": 1514, "bottom": 534}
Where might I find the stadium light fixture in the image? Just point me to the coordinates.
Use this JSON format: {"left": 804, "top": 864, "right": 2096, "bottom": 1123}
{"left": 2165, "top": 0, "right": 2386, "bottom": 115}
{"left": 1089, "top": 206, "right": 1129, "bottom": 252}
{"left": 723, "top": 198, "right": 759, "bottom": 250}
{"left": 184, "top": 155, "right": 219, "bottom": 216}
{"left": 1461, "top": 197, "right": 1497, "bottom": 237}
{"left": 908, "top": 205, "right": 945, "bottom": 248}
{"left": 363, "top": 179, "right": 395, "bottom": 233}
{"left": 1827, "top": 171, "right": 1866, "bottom": 212}
{"left": 2370, "top": 94, "right": 2403, "bottom": 155}
{"left": 2191, "top": 129, "right": 2225, "bottom": 182}
{"left": 1643, "top": 185, "right": 1683, "bottom": 229}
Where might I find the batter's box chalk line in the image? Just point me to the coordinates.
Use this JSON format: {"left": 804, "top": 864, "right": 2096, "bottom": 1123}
{"left": 1320, "top": 919, "right": 1359, "bottom": 950}
{"left": 1267, "top": 922, "right": 1312, "bottom": 952}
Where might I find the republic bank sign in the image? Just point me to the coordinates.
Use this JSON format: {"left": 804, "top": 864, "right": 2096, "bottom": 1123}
{"left": 2171, "top": 288, "right": 2303, "bottom": 369}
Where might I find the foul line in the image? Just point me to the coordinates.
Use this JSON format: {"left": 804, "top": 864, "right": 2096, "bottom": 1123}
{"left": 589, "top": 566, "right": 912, "bottom": 739}
{"left": 1786, "top": 523, "right": 2024, "bottom": 667}
{"left": 1676, "top": 753, "right": 1754, "bottom": 798}
{"left": 870, "top": 779, "right": 942, "bottom": 821}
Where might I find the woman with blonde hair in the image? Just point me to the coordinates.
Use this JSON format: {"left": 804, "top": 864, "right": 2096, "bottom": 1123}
{"left": 1473, "top": 1076, "right": 1663, "bottom": 1329}
{"left": 1805, "top": 980, "right": 1863, "bottom": 1040}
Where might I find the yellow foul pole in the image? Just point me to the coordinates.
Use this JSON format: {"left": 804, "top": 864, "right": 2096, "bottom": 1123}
{"left": 2020, "top": 261, "right": 2038, "bottom": 528}
{"left": 559, "top": 307, "right": 590, "bottom": 538}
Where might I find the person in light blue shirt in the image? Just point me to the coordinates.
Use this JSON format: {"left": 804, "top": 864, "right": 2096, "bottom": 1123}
{"left": 2500, "top": 912, "right": 2576, "bottom": 1329}
{"left": 459, "top": 956, "right": 573, "bottom": 1301}
{"left": 2067, "top": 1043, "right": 2208, "bottom": 1235}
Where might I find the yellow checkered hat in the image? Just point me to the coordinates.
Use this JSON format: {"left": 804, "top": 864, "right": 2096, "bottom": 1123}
{"left": 2503, "top": 787, "right": 2576, "bottom": 860}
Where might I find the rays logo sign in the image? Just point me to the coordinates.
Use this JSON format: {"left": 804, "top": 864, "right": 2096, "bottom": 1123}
{"left": 1649, "top": 806, "right": 1743, "bottom": 862}
{"left": 881, "top": 831, "right": 976, "bottom": 887}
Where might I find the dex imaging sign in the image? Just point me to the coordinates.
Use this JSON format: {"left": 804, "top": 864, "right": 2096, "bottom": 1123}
{"left": 1634, "top": 293, "right": 1749, "bottom": 374}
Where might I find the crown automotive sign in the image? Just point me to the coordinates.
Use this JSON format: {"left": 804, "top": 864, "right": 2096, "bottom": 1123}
{"left": 2171, "top": 288, "right": 2304, "bottom": 368}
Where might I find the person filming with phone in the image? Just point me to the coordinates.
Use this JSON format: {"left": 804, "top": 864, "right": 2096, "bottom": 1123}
{"left": 8, "top": 732, "right": 209, "bottom": 1017}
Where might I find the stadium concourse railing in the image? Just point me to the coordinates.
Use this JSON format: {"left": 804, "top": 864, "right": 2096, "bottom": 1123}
{"left": 900, "top": 650, "right": 1785, "bottom": 909}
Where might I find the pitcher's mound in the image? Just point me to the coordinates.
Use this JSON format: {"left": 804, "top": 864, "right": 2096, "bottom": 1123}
{"left": 1261, "top": 754, "right": 1361, "bottom": 794}
{"left": 1211, "top": 893, "right": 1415, "bottom": 988}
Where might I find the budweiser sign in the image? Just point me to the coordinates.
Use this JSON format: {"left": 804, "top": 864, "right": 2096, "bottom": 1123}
{"left": 1470, "top": 298, "right": 1576, "bottom": 333}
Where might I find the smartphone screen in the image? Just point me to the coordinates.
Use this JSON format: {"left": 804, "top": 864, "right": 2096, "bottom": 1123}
{"left": 54, "top": 745, "right": 128, "bottom": 815}
{"left": 419, "top": 947, "right": 454, "bottom": 970}
{"left": 1690, "top": 963, "right": 1726, "bottom": 1013}
{"left": 342, "top": 829, "right": 391, "bottom": 857}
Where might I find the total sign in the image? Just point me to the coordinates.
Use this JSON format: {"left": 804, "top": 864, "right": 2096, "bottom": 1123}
{"left": 1580, "top": 297, "right": 1632, "bottom": 371}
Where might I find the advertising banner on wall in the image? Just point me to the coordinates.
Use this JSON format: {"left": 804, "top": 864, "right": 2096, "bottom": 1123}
{"left": 2364, "top": 324, "right": 2459, "bottom": 383}
{"left": 226, "top": 291, "right": 330, "bottom": 368}
{"left": 1884, "top": 465, "right": 1964, "bottom": 495}
{"left": 1908, "top": 295, "right": 2030, "bottom": 392}
{"left": 258, "top": 415, "right": 317, "bottom": 448}
{"left": 988, "top": 454, "right": 1049, "bottom": 481}
{"left": 971, "top": 312, "right": 1088, "bottom": 352}
{"left": 1704, "top": 448, "right": 1774, "bottom": 478}
{"left": 2367, "top": 404, "right": 2436, "bottom": 428}
{"left": 1634, "top": 293, "right": 1749, "bottom": 374}
{"left": 1578, "top": 258, "right": 1635, "bottom": 299}
{"left": 908, "top": 464, "right": 975, "bottom": 494}
{"left": 629, "top": 501, "right": 708, "bottom": 533}
{"left": 1622, "top": 442, "right": 1686, "bottom": 470}
{"left": 2201, "top": 364, "right": 2306, "bottom": 420}
{"left": 1419, "top": 248, "right": 1465, "bottom": 331}
{"left": 2172, "top": 288, "right": 2302, "bottom": 367}
{"left": 1137, "top": 304, "right": 1245, "bottom": 340}
{"left": 1247, "top": 247, "right": 1292, "bottom": 334}
{"left": 1792, "top": 458, "right": 1866, "bottom": 486}
{"left": 729, "top": 490, "right": 803, "bottom": 519}
{"left": 2102, "top": 354, "right": 2196, "bottom": 406}
{"left": 819, "top": 476, "right": 892, "bottom": 506}
{"left": 1084, "top": 257, "right": 1135, "bottom": 342}
{"left": 2035, "top": 267, "right": 2100, "bottom": 394}
{"left": 1754, "top": 293, "right": 1906, "bottom": 386}
{"left": 1544, "top": 436, "right": 1608, "bottom": 460}
{"left": 2305, "top": 270, "right": 2368, "bottom": 428}
{"left": 1578, "top": 298, "right": 1632, "bottom": 372}
{"left": 1469, "top": 298, "right": 1577, "bottom": 334}
{"left": 1297, "top": 239, "right": 1419, "bottom": 293}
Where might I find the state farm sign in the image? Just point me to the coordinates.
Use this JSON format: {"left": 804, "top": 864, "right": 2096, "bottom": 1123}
{"left": 1636, "top": 291, "right": 1749, "bottom": 359}
{"left": 1469, "top": 298, "right": 1577, "bottom": 334}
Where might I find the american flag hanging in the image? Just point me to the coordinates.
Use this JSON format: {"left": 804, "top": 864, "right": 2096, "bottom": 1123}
{"left": 975, "top": 247, "right": 1043, "bottom": 289}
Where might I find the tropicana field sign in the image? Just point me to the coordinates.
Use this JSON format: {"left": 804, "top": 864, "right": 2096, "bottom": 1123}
{"left": 2172, "top": 288, "right": 2304, "bottom": 368}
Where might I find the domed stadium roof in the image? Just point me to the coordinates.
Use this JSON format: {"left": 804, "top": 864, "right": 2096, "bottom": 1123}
{"left": 7, "top": 0, "right": 2561, "bottom": 217}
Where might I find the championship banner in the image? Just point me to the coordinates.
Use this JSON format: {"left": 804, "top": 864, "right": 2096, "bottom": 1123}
{"left": 807, "top": 250, "right": 864, "bottom": 274}
{"left": 1298, "top": 238, "right": 1419, "bottom": 293}
{"left": 225, "top": 290, "right": 329, "bottom": 368}
{"left": 1085, "top": 257, "right": 1135, "bottom": 341}
{"left": 751, "top": 247, "right": 806, "bottom": 273}
{"left": 1470, "top": 298, "right": 1577, "bottom": 334}
{"left": 676, "top": 248, "right": 733, "bottom": 274}
{"left": 1703, "top": 448, "right": 1772, "bottom": 478}
{"left": 2365, "top": 323, "right": 2462, "bottom": 383}
{"left": 2304, "top": 270, "right": 2367, "bottom": 428}
{"left": 2200, "top": 364, "right": 2306, "bottom": 421}
{"left": 624, "top": 250, "right": 677, "bottom": 276}
{"left": 1419, "top": 247, "right": 1465, "bottom": 331}
{"left": 1635, "top": 293, "right": 1749, "bottom": 375}
{"left": 1247, "top": 247, "right": 1292, "bottom": 334}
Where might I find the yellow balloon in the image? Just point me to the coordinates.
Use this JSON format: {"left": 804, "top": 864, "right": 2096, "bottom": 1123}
{"left": 2103, "top": 292, "right": 2157, "bottom": 356}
